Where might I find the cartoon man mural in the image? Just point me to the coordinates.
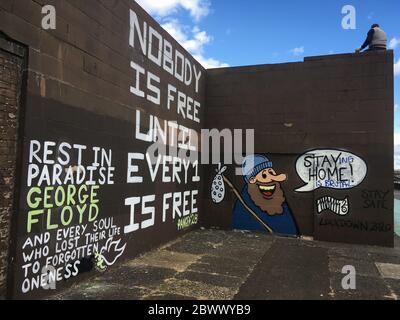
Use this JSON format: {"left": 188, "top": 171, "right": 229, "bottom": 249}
{"left": 233, "top": 155, "right": 299, "bottom": 236}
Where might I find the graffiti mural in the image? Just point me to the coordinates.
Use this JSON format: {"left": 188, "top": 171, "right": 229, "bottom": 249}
{"left": 316, "top": 196, "right": 349, "bottom": 216}
{"left": 210, "top": 149, "right": 371, "bottom": 237}
{"left": 295, "top": 149, "right": 367, "bottom": 222}
{"left": 211, "top": 163, "right": 227, "bottom": 204}
{"left": 12, "top": 3, "right": 205, "bottom": 299}
{"left": 295, "top": 149, "right": 367, "bottom": 192}
{"left": 20, "top": 140, "right": 124, "bottom": 294}
{"left": 212, "top": 155, "right": 299, "bottom": 236}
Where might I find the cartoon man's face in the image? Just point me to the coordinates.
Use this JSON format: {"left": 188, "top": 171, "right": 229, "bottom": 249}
{"left": 249, "top": 168, "right": 287, "bottom": 198}
{"left": 248, "top": 168, "right": 287, "bottom": 215}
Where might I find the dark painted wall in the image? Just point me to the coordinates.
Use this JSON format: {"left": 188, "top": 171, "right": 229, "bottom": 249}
{"left": 204, "top": 52, "right": 394, "bottom": 247}
{"left": 0, "top": 0, "right": 206, "bottom": 299}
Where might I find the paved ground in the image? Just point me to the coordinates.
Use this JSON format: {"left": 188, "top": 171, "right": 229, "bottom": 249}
{"left": 50, "top": 229, "right": 400, "bottom": 300}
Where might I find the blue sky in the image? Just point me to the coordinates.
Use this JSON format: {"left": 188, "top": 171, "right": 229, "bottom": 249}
{"left": 136, "top": 0, "right": 399, "bottom": 167}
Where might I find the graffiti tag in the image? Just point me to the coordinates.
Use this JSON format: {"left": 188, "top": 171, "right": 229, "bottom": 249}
{"left": 94, "top": 238, "right": 126, "bottom": 272}
{"left": 319, "top": 218, "right": 392, "bottom": 233}
{"left": 317, "top": 196, "right": 349, "bottom": 216}
{"left": 362, "top": 190, "right": 390, "bottom": 210}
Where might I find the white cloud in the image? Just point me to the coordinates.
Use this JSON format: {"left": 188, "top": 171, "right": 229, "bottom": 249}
{"left": 396, "top": 104, "right": 399, "bottom": 112}
{"left": 290, "top": 46, "right": 305, "bottom": 56}
{"left": 162, "top": 20, "right": 196, "bottom": 46}
{"left": 192, "top": 55, "right": 229, "bottom": 68}
{"left": 389, "top": 37, "right": 400, "bottom": 50}
{"left": 136, "top": 0, "right": 210, "bottom": 22}
{"left": 137, "top": 0, "right": 228, "bottom": 69}
{"left": 395, "top": 58, "right": 400, "bottom": 76}
{"left": 162, "top": 19, "right": 228, "bottom": 68}
{"left": 162, "top": 20, "right": 211, "bottom": 54}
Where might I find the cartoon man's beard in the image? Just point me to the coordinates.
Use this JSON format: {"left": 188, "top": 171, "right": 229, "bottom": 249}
{"left": 248, "top": 182, "right": 286, "bottom": 216}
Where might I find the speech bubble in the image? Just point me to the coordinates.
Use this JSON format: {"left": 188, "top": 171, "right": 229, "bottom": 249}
{"left": 295, "top": 149, "right": 367, "bottom": 192}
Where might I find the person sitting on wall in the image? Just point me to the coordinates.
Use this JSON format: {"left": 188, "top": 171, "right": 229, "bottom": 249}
{"left": 233, "top": 155, "right": 299, "bottom": 236}
{"left": 355, "top": 23, "right": 387, "bottom": 53}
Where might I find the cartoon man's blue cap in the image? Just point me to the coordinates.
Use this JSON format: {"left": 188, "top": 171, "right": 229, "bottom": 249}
{"left": 242, "top": 155, "right": 273, "bottom": 183}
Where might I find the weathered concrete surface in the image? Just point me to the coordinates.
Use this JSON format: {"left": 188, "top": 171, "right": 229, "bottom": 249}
{"left": 49, "top": 230, "right": 400, "bottom": 300}
{"left": 235, "top": 236, "right": 400, "bottom": 300}
{"left": 49, "top": 230, "right": 273, "bottom": 300}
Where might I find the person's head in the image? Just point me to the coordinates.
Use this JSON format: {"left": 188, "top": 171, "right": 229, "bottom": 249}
{"left": 242, "top": 155, "right": 287, "bottom": 216}
{"left": 371, "top": 23, "right": 380, "bottom": 29}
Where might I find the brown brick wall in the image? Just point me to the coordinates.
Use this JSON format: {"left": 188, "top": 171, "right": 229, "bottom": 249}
{"left": 204, "top": 51, "right": 394, "bottom": 247}
{"left": 0, "top": 40, "right": 25, "bottom": 299}
{"left": 1, "top": 1, "right": 206, "bottom": 299}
